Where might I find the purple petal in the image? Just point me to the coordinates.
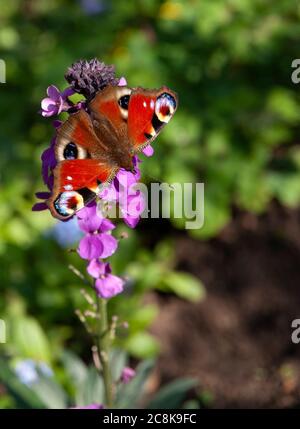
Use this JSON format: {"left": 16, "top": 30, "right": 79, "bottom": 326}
{"left": 99, "top": 218, "right": 115, "bottom": 233}
{"left": 95, "top": 274, "right": 124, "bottom": 299}
{"left": 121, "top": 367, "right": 136, "bottom": 384}
{"left": 41, "top": 108, "right": 57, "bottom": 118}
{"left": 142, "top": 145, "right": 154, "bottom": 157}
{"left": 41, "top": 98, "right": 55, "bottom": 111}
{"left": 41, "top": 143, "right": 56, "bottom": 188}
{"left": 99, "top": 183, "right": 118, "bottom": 202}
{"left": 56, "top": 96, "right": 66, "bottom": 114}
{"left": 104, "top": 263, "right": 112, "bottom": 275}
{"left": 133, "top": 155, "right": 142, "bottom": 166}
{"left": 117, "top": 169, "right": 136, "bottom": 188}
{"left": 87, "top": 260, "right": 108, "bottom": 278}
{"left": 77, "top": 203, "right": 98, "bottom": 220}
{"left": 47, "top": 174, "right": 54, "bottom": 191}
{"left": 47, "top": 85, "right": 61, "bottom": 101}
{"left": 32, "top": 202, "right": 48, "bottom": 212}
{"left": 73, "top": 101, "right": 86, "bottom": 111}
{"left": 123, "top": 214, "right": 140, "bottom": 229}
{"left": 78, "top": 234, "right": 104, "bottom": 260}
{"left": 35, "top": 191, "right": 51, "bottom": 199}
{"left": 61, "top": 87, "right": 75, "bottom": 99}
{"left": 77, "top": 204, "right": 103, "bottom": 233}
{"left": 98, "top": 233, "right": 118, "bottom": 258}
{"left": 118, "top": 77, "right": 127, "bottom": 86}
{"left": 53, "top": 120, "right": 62, "bottom": 128}
{"left": 132, "top": 156, "right": 142, "bottom": 180}
{"left": 121, "top": 192, "right": 145, "bottom": 217}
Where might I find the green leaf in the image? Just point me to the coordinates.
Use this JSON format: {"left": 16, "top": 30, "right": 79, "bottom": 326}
{"left": 9, "top": 316, "right": 51, "bottom": 363}
{"left": 61, "top": 351, "right": 88, "bottom": 389}
{"left": 76, "top": 366, "right": 104, "bottom": 407}
{"left": 110, "top": 348, "right": 128, "bottom": 382}
{"left": 161, "top": 272, "right": 206, "bottom": 302}
{"left": 30, "top": 375, "right": 68, "bottom": 409}
{"left": 116, "top": 359, "right": 155, "bottom": 409}
{"left": 125, "top": 332, "right": 160, "bottom": 359}
{"left": 129, "top": 305, "right": 158, "bottom": 331}
{"left": 147, "top": 378, "right": 197, "bottom": 409}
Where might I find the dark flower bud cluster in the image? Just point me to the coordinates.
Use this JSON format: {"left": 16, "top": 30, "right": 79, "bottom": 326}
{"left": 65, "top": 58, "right": 120, "bottom": 100}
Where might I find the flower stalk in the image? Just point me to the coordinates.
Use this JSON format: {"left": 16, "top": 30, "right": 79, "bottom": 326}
{"left": 97, "top": 296, "right": 113, "bottom": 407}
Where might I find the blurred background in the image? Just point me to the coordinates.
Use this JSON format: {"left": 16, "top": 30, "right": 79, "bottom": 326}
{"left": 1, "top": 0, "right": 300, "bottom": 409}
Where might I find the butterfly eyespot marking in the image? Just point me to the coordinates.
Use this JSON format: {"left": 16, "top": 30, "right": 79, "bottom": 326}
{"left": 118, "top": 95, "right": 130, "bottom": 110}
{"left": 63, "top": 142, "right": 78, "bottom": 160}
{"left": 115, "top": 87, "right": 132, "bottom": 120}
{"left": 56, "top": 137, "right": 88, "bottom": 161}
{"left": 53, "top": 191, "right": 84, "bottom": 217}
{"left": 155, "top": 93, "right": 177, "bottom": 123}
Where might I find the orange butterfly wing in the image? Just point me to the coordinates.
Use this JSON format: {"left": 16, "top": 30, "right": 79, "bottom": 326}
{"left": 127, "top": 87, "right": 178, "bottom": 152}
{"left": 47, "top": 110, "right": 117, "bottom": 220}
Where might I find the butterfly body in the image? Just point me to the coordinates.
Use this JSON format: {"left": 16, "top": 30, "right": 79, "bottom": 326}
{"left": 47, "top": 85, "right": 178, "bottom": 220}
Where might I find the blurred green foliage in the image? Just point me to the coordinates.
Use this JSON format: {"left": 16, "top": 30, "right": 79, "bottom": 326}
{"left": 0, "top": 0, "right": 300, "bottom": 408}
{"left": 0, "top": 351, "right": 198, "bottom": 409}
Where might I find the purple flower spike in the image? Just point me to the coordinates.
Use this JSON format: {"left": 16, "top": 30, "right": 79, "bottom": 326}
{"left": 40, "top": 85, "right": 73, "bottom": 117}
{"left": 121, "top": 367, "right": 136, "bottom": 384}
{"left": 65, "top": 59, "right": 120, "bottom": 101}
{"left": 35, "top": 59, "right": 152, "bottom": 306}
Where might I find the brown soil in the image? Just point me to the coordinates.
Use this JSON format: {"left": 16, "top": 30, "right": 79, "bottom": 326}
{"left": 149, "top": 202, "right": 300, "bottom": 408}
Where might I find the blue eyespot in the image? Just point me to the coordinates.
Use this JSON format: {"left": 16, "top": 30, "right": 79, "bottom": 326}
{"left": 157, "top": 93, "right": 177, "bottom": 111}
{"left": 54, "top": 191, "right": 82, "bottom": 217}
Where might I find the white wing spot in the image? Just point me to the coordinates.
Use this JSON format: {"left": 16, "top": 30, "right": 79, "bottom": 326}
{"left": 64, "top": 184, "right": 73, "bottom": 191}
{"left": 67, "top": 176, "right": 73, "bottom": 181}
{"left": 143, "top": 101, "right": 147, "bottom": 108}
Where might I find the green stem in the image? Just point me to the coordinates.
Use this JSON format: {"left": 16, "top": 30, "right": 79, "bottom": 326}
{"left": 97, "top": 296, "right": 113, "bottom": 407}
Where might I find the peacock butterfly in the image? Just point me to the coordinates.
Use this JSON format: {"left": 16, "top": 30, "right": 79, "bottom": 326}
{"left": 47, "top": 85, "right": 178, "bottom": 220}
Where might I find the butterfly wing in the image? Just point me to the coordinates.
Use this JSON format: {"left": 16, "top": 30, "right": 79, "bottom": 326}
{"left": 55, "top": 109, "right": 109, "bottom": 160}
{"left": 48, "top": 109, "right": 118, "bottom": 220}
{"left": 47, "top": 159, "right": 117, "bottom": 220}
{"left": 88, "top": 85, "right": 178, "bottom": 164}
{"left": 88, "top": 85, "right": 134, "bottom": 171}
{"left": 127, "top": 86, "right": 178, "bottom": 153}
